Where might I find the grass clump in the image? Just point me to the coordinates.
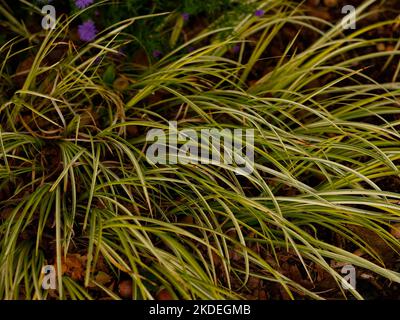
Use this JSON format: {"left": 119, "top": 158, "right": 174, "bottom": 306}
{"left": 0, "top": 0, "right": 400, "bottom": 299}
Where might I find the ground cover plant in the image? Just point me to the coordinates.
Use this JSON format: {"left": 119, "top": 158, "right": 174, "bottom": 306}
{"left": 0, "top": 0, "right": 400, "bottom": 300}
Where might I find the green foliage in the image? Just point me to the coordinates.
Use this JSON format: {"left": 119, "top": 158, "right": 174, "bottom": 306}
{"left": 23, "top": 0, "right": 256, "bottom": 57}
{"left": 1, "top": 0, "right": 400, "bottom": 300}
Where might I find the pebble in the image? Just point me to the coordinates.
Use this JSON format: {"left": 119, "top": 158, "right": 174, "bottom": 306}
{"left": 156, "top": 288, "right": 173, "bottom": 300}
{"left": 376, "top": 43, "right": 386, "bottom": 51}
{"left": 118, "top": 280, "right": 133, "bottom": 298}
{"left": 307, "top": 0, "right": 320, "bottom": 6}
{"left": 323, "top": 0, "right": 337, "bottom": 7}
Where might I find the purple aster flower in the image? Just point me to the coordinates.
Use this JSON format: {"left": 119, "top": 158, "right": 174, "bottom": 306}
{"left": 78, "top": 20, "right": 97, "bottom": 42}
{"left": 254, "top": 9, "right": 265, "bottom": 17}
{"left": 182, "top": 13, "right": 190, "bottom": 22}
{"left": 152, "top": 50, "right": 162, "bottom": 58}
{"left": 187, "top": 46, "right": 195, "bottom": 53}
{"left": 75, "top": 0, "right": 94, "bottom": 9}
{"left": 232, "top": 44, "right": 241, "bottom": 53}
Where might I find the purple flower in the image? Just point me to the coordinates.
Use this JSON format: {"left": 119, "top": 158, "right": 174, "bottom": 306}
{"left": 78, "top": 20, "right": 97, "bottom": 42}
{"left": 254, "top": 9, "right": 265, "bottom": 17}
{"left": 182, "top": 13, "right": 190, "bottom": 21}
{"left": 232, "top": 44, "right": 241, "bottom": 53}
{"left": 152, "top": 50, "right": 162, "bottom": 58}
{"left": 75, "top": 0, "right": 94, "bottom": 9}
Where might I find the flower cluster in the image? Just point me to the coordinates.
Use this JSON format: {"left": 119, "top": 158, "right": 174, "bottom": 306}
{"left": 254, "top": 9, "right": 265, "bottom": 17}
{"left": 75, "top": 0, "right": 94, "bottom": 9}
{"left": 75, "top": 0, "right": 97, "bottom": 41}
{"left": 181, "top": 13, "right": 190, "bottom": 21}
{"left": 78, "top": 20, "right": 97, "bottom": 42}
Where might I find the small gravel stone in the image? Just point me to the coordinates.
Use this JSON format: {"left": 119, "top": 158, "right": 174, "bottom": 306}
{"left": 323, "top": 0, "right": 337, "bottom": 7}
{"left": 118, "top": 280, "right": 133, "bottom": 298}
